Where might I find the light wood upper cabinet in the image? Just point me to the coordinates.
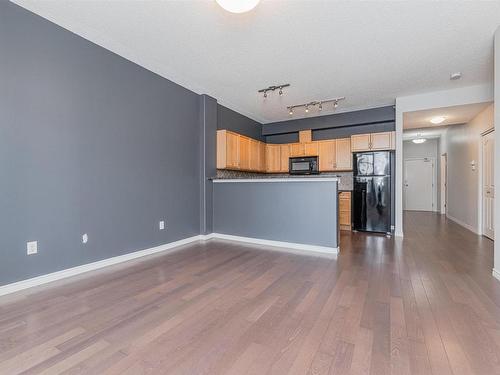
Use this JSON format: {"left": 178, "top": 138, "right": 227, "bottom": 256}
{"left": 318, "top": 138, "right": 351, "bottom": 171}
{"left": 336, "top": 138, "right": 352, "bottom": 170}
{"left": 299, "top": 130, "right": 312, "bottom": 143}
{"left": 279, "top": 144, "right": 290, "bottom": 172}
{"left": 217, "top": 130, "right": 266, "bottom": 172}
{"left": 217, "top": 130, "right": 240, "bottom": 169}
{"left": 351, "top": 134, "right": 371, "bottom": 152}
{"left": 259, "top": 142, "right": 267, "bottom": 172}
{"left": 249, "top": 139, "right": 260, "bottom": 171}
{"left": 239, "top": 136, "right": 250, "bottom": 170}
{"left": 371, "top": 132, "right": 393, "bottom": 150}
{"left": 266, "top": 144, "right": 281, "bottom": 173}
{"left": 351, "top": 131, "right": 395, "bottom": 152}
{"left": 304, "top": 142, "right": 319, "bottom": 156}
{"left": 318, "top": 140, "right": 336, "bottom": 172}
{"left": 289, "top": 143, "right": 305, "bottom": 157}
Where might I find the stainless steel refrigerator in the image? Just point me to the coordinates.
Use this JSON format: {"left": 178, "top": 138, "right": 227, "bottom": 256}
{"left": 353, "top": 151, "right": 392, "bottom": 234}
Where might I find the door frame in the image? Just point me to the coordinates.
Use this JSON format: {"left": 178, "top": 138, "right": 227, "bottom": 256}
{"left": 480, "top": 128, "right": 495, "bottom": 238}
{"left": 404, "top": 157, "right": 437, "bottom": 212}
{"left": 440, "top": 153, "right": 447, "bottom": 215}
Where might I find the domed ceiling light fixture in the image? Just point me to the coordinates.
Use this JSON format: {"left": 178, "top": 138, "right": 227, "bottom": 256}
{"left": 216, "top": 0, "right": 261, "bottom": 13}
{"left": 412, "top": 134, "right": 427, "bottom": 144}
{"left": 430, "top": 116, "right": 446, "bottom": 125}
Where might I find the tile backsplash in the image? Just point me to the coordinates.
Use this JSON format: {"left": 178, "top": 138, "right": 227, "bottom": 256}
{"left": 214, "top": 169, "right": 353, "bottom": 190}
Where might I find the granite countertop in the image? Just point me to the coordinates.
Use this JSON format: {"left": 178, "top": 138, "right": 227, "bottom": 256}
{"left": 212, "top": 177, "right": 340, "bottom": 183}
{"left": 212, "top": 170, "right": 353, "bottom": 190}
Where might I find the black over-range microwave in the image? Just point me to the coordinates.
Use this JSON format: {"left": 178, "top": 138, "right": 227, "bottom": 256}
{"left": 289, "top": 156, "right": 319, "bottom": 175}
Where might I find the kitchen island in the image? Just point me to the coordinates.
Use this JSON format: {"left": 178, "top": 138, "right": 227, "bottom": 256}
{"left": 212, "top": 177, "right": 339, "bottom": 255}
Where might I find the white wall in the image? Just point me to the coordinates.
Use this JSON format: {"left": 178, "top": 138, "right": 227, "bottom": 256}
{"left": 494, "top": 27, "right": 500, "bottom": 278}
{"left": 403, "top": 138, "right": 440, "bottom": 211}
{"left": 442, "top": 105, "right": 494, "bottom": 233}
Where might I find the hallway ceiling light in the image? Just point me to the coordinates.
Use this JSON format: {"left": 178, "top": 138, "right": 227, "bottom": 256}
{"left": 216, "top": 0, "right": 260, "bottom": 13}
{"left": 412, "top": 138, "right": 427, "bottom": 144}
{"left": 430, "top": 116, "right": 446, "bottom": 124}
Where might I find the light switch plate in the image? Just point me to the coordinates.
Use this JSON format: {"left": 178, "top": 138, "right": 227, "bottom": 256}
{"left": 82, "top": 233, "right": 88, "bottom": 244}
{"left": 27, "top": 241, "right": 38, "bottom": 255}
{"left": 159, "top": 220, "right": 165, "bottom": 230}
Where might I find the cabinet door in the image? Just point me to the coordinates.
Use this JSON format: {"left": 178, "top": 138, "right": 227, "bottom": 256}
{"left": 266, "top": 144, "right": 281, "bottom": 173}
{"left": 258, "top": 142, "right": 266, "bottom": 172}
{"left": 249, "top": 139, "right": 260, "bottom": 171}
{"left": 279, "top": 144, "right": 290, "bottom": 172}
{"left": 370, "top": 131, "right": 393, "bottom": 150}
{"left": 351, "top": 134, "right": 371, "bottom": 152}
{"left": 216, "top": 130, "right": 227, "bottom": 169}
{"left": 318, "top": 140, "right": 336, "bottom": 171}
{"left": 239, "top": 136, "right": 250, "bottom": 170}
{"left": 299, "top": 130, "right": 312, "bottom": 143}
{"left": 335, "top": 138, "right": 352, "bottom": 170}
{"left": 339, "top": 191, "right": 351, "bottom": 231}
{"left": 304, "top": 142, "right": 319, "bottom": 156}
{"left": 226, "top": 131, "right": 240, "bottom": 169}
{"left": 290, "top": 143, "right": 305, "bottom": 157}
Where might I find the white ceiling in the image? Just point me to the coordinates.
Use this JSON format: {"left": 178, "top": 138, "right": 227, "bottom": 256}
{"left": 403, "top": 102, "right": 492, "bottom": 130}
{"left": 12, "top": 0, "right": 500, "bottom": 124}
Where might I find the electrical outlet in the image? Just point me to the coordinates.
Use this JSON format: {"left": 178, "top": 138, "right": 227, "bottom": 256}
{"left": 159, "top": 220, "right": 165, "bottom": 230}
{"left": 82, "top": 233, "right": 88, "bottom": 244}
{"left": 27, "top": 241, "right": 38, "bottom": 255}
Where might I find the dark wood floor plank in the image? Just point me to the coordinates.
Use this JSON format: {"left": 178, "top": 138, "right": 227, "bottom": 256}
{"left": 0, "top": 212, "right": 498, "bottom": 374}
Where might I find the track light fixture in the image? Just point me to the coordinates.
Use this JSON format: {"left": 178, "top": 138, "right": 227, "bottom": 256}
{"left": 258, "top": 84, "right": 290, "bottom": 98}
{"left": 287, "top": 97, "right": 345, "bottom": 116}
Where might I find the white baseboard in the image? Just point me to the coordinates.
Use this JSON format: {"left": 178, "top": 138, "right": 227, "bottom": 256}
{"left": 0, "top": 233, "right": 339, "bottom": 298}
{"left": 446, "top": 214, "right": 478, "bottom": 234}
{"left": 0, "top": 235, "right": 204, "bottom": 297}
{"left": 209, "top": 233, "right": 339, "bottom": 257}
{"left": 493, "top": 268, "right": 500, "bottom": 282}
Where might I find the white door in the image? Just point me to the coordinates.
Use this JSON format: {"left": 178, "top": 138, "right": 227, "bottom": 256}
{"left": 482, "top": 131, "right": 495, "bottom": 240}
{"left": 404, "top": 158, "right": 434, "bottom": 211}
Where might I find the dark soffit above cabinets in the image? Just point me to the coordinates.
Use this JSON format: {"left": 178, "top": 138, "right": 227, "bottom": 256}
{"left": 262, "top": 106, "right": 395, "bottom": 136}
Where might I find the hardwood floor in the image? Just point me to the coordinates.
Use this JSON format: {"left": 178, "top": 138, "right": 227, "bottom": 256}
{"left": 0, "top": 212, "right": 499, "bottom": 374}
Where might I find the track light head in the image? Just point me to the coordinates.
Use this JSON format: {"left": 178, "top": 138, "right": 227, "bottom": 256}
{"left": 288, "top": 108, "right": 293, "bottom": 115}
{"left": 319, "top": 102, "right": 323, "bottom": 111}
{"left": 263, "top": 91, "right": 267, "bottom": 98}
{"left": 305, "top": 105, "right": 309, "bottom": 113}
{"left": 279, "top": 87, "right": 283, "bottom": 96}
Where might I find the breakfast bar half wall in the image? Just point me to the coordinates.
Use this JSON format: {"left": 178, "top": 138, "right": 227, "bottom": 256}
{"left": 212, "top": 178, "right": 339, "bottom": 254}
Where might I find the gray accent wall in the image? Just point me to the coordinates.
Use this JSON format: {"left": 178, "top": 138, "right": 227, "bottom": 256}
{"left": 0, "top": 2, "right": 202, "bottom": 285}
{"left": 217, "top": 104, "right": 264, "bottom": 141}
{"left": 213, "top": 181, "right": 338, "bottom": 248}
